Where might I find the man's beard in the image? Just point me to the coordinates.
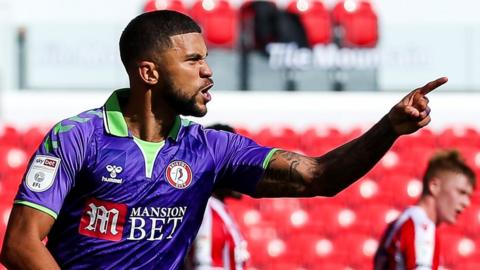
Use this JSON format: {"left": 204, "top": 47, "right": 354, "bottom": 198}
{"left": 162, "top": 84, "right": 207, "bottom": 117}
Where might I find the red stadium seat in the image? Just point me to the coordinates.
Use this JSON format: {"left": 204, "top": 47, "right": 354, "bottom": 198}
{"left": 309, "top": 203, "right": 359, "bottom": 235}
{"left": 392, "top": 128, "right": 437, "bottom": 153}
{"left": 254, "top": 126, "right": 302, "bottom": 151}
{"left": 398, "top": 146, "right": 437, "bottom": 178}
{"left": 338, "top": 176, "right": 384, "bottom": 206}
{"left": 332, "top": 0, "right": 378, "bottom": 48}
{"left": 334, "top": 232, "right": 379, "bottom": 266}
{"left": 456, "top": 261, "right": 480, "bottom": 270}
{"left": 454, "top": 146, "right": 480, "bottom": 174}
{"left": 227, "top": 203, "right": 263, "bottom": 231}
{"left": 20, "top": 126, "right": 45, "bottom": 154}
{"left": 190, "top": 0, "right": 238, "bottom": 47}
{"left": 355, "top": 202, "right": 401, "bottom": 237}
{"left": 259, "top": 197, "right": 301, "bottom": 213}
{"left": 0, "top": 125, "right": 22, "bottom": 148}
{"left": 456, "top": 204, "right": 480, "bottom": 237}
{"left": 0, "top": 146, "right": 29, "bottom": 174}
{"left": 300, "top": 126, "right": 349, "bottom": 156}
{"left": 252, "top": 126, "right": 302, "bottom": 151}
{"left": 243, "top": 222, "right": 281, "bottom": 266}
{"left": 0, "top": 170, "right": 23, "bottom": 196}
{"left": 440, "top": 230, "right": 478, "bottom": 267}
{"left": 265, "top": 238, "right": 289, "bottom": 264}
{"left": 0, "top": 183, "right": 17, "bottom": 207}
{"left": 286, "top": 233, "right": 342, "bottom": 265}
{"left": 377, "top": 150, "right": 401, "bottom": 174}
{"left": 437, "top": 126, "right": 480, "bottom": 149}
{"left": 251, "top": 127, "right": 274, "bottom": 147}
{"left": 268, "top": 261, "right": 307, "bottom": 270}
{"left": 143, "top": 0, "right": 188, "bottom": 14}
{"left": 312, "top": 263, "right": 356, "bottom": 270}
{"left": 376, "top": 174, "right": 423, "bottom": 207}
{"left": 287, "top": 0, "right": 332, "bottom": 46}
{"left": 262, "top": 205, "right": 312, "bottom": 236}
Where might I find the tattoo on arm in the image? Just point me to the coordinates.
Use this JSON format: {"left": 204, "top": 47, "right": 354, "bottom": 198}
{"left": 256, "top": 150, "right": 319, "bottom": 197}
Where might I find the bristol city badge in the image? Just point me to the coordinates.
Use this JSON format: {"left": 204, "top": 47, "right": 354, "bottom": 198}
{"left": 165, "top": 160, "right": 193, "bottom": 189}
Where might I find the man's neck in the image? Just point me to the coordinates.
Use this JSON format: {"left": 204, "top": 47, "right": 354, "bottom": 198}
{"left": 123, "top": 88, "right": 177, "bottom": 142}
{"left": 416, "top": 196, "right": 438, "bottom": 225}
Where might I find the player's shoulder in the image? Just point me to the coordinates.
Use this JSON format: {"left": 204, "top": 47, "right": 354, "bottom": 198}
{"left": 49, "top": 108, "right": 103, "bottom": 139}
{"left": 403, "top": 207, "right": 436, "bottom": 233}
{"left": 41, "top": 108, "right": 102, "bottom": 153}
{"left": 402, "top": 206, "right": 430, "bottom": 223}
{"left": 62, "top": 107, "right": 102, "bottom": 129}
{"left": 390, "top": 206, "right": 430, "bottom": 232}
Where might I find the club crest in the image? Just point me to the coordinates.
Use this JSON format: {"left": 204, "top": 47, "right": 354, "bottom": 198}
{"left": 165, "top": 160, "right": 193, "bottom": 189}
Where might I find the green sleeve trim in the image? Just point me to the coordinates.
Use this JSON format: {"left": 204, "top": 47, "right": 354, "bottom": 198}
{"left": 14, "top": 200, "right": 58, "bottom": 219}
{"left": 262, "top": 148, "right": 278, "bottom": 169}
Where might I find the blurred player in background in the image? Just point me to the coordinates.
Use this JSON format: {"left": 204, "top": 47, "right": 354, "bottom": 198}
{"left": 374, "top": 149, "right": 476, "bottom": 270}
{"left": 185, "top": 124, "right": 250, "bottom": 270}
{"left": 1, "top": 10, "right": 447, "bottom": 270}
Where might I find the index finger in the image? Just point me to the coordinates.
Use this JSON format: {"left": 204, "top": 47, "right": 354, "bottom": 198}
{"left": 419, "top": 77, "right": 448, "bottom": 95}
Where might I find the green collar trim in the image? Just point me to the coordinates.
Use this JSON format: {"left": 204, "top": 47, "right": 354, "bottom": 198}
{"left": 104, "top": 89, "right": 129, "bottom": 137}
{"left": 168, "top": 116, "right": 182, "bottom": 140}
{"left": 103, "top": 89, "right": 182, "bottom": 140}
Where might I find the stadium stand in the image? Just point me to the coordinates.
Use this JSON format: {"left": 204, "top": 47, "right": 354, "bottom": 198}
{"left": 0, "top": 1, "right": 478, "bottom": 268}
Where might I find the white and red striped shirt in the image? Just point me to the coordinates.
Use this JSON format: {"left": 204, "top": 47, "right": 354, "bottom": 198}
{"left": 374, "top": 206, "right": 440, "bottom": 270}
{"left": 191, "top": 197, "right": 249, "bottom": 270}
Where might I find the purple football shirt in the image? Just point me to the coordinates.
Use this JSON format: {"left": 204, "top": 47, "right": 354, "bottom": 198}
{"left": 15, "top": 89, "right": 276, "bottom": 269}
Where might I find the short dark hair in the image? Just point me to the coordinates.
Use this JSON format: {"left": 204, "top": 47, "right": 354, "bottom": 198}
{"left": 119, "top": 10, "right": 201, "bottom": 69}
{"left": 422, "top": 149, "right": 476, "bottom": 195}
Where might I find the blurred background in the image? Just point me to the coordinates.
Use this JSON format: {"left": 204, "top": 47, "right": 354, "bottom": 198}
{"left": 1, "top": 0, "right": 480, "bottom": 269}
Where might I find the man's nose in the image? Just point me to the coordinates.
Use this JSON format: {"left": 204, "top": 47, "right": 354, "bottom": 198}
{"left": 200, "top": 62, "right": 212, "bottom": 78}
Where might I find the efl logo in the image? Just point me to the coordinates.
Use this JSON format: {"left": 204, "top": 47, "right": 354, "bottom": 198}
{"left": 79, "top": 198, "right": 127, "bottom": 241}
{"left": 165, "top": 160, "right": 193, "bottom": 189}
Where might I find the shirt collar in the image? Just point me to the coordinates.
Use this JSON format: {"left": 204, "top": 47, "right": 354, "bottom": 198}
{"left": 103, "top": 88, "right": 182, "bottom": 141}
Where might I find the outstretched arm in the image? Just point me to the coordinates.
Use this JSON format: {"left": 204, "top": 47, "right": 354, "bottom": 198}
{"left": 253, "top": 77, "right": 448, "bottom": 198}
{"left": 0, "top": 205, "right": 60, "bottom": 270}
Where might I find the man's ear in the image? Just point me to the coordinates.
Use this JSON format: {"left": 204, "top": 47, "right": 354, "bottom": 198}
{"left": 428, "top": 177, "right": 441, "bottom": 196}
{"left": 137, "top": 61, "right": 159, "bottom": 85}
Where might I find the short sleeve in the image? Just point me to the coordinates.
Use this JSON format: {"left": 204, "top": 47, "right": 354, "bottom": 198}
{"left": 207, "top": 130, "right": 276, "bottom": 195}
{"left": 14, "top": 120, "right": 90, "bottom": 219}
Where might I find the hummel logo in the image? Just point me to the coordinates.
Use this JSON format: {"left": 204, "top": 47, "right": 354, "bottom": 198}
{"left": 102, "top": 165, "right": 123, "bottom": 184}
{"left": 106, "top": 165, "right": 123, "bottom": 178}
